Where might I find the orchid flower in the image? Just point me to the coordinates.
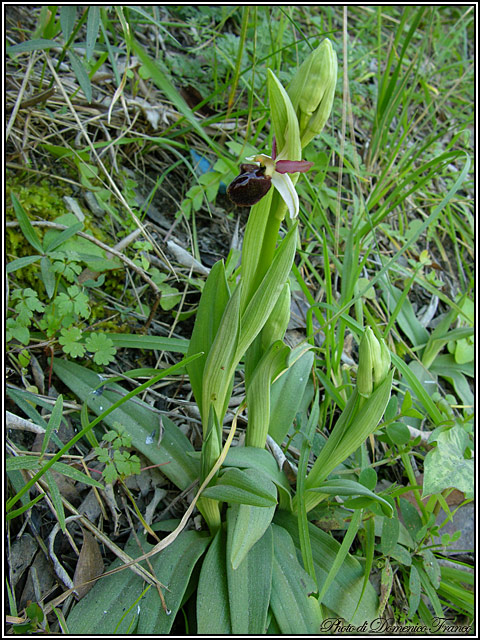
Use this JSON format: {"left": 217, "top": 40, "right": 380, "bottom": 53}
{"left": 227, "top": 138, "right": 313, "bottom": 219}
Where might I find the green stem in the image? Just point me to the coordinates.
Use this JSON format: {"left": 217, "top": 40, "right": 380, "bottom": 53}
{"left": 252, "top": 202, "right": 283, "bottom": 293}
{"left": 197, "top": 497, "right": 221, "bottom": 534}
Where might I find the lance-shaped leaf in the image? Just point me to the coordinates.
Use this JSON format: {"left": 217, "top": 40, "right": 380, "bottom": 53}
{"left": 269, "top": 524, "right": 321, "bottom": 634}
{"left": 235, "top": 223, "right": 298, "bottom": 361}
{"left": 275, "top": 510, "right": 379, "bottom": 625}
{"left": 186, "top": 260, "right": 230, "bottom": 417}
{"left": 227, "top": 487, "right": 276, "bottom": 570}
{"left": 51, "top": 359, "right": 199, "bottom": 491}
{"left": 67, "top": 529, "right": 210, "bottom": 635}
{"left": 201, "top": 284, "right": 241, "bottom": 427}
{"left": 245, "top": 340, "right": 291, "bottom": 448}
{"left": 227, "top": 519, "right": 273, "bottom": 634}
{"left": 307, "top": 479, "right": 394, "bottom": 517}
{"left": 201, "top": 467, "right": 277, "bottom": 507}
{"left": 268, "top": 348, "right": 314, "bottom": 445}
{"left": 197, "top": 528, "right": 231, "bottom": 634}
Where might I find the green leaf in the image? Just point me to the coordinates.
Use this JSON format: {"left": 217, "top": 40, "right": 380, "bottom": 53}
{"left": 105, "top": 332, "right": 189, "bottom": 353}
{"left": 43, "top": 222, "right": 84, "bottom": 253}
{"left": 430, "top": 354, "right": 474, "bottom": 407}
{"left": 399, "top": 498, "right": 423, "bottom": 540}
{"left": 137, "top": 531, "right": 210, "bottom": 633}
{"left": 222, "top": 446, "right": 292, "bottom": 509}
{"left": 379, "top": 279, "right": 429, "bottom": 348}
{"left": 308, "top": 479, "right": 394, "bottom": 517}
{"left": 7, "top": 39, "right": 59, "bottom": 54}
{"left": 41, "top": 395, "right": 63, "bottom": 457}
{"left": 236, "top": 223, "right": 298, "bottom": 361}
{"left": 84, "top": 333, "right": 117, "bottom": 365}
{"left": 408, "top": 564, "right": 422, "bottom": 617}
{"left": 44, "top": 470, "right": 66, "bottom": 532}
{"left": 85, "top": 6, "right": 100, "bottom": 61}
{"left": 386, "top": 421, "right": 411, "bottom": 445}
{"left": 51, "top": 461, "right": 103, "bottom": 488}
{"left": 59, "top": 5, "right": 77, "bottom": 41}
{"left": 389, "top": 543, "right": 412, "bottom": 566}
{"left": 59, "top": 327, "right": 85, "bottom": 359}
{"left": 67, "top": 50, "right": 92, "bottom": 103}
{"left": 186, "top": 260, "right": 230, "bottom": 418}
{"left": 11, "top": 193, "right": 44, "bottom": 253}
{"left": 6, "top": 493, "right": 46, "bottom": 521}
{"left": 228, "top": 499, "right": 276, "bottom": 571}
{"left": 392, "top": 354, "right": 444, "bottom": 426}
{"left": 201, "top": 283, "right": 241, "bottom": 425}
{"left": 275, "top": 510, "right": 379, "bottom": 624}
{"left": 269, "top": 524, "right": 321, "bottom": 634}
{"left": 6, "top": 255, "right": 42, "bottom": 273}
{"left": 422, "top": 427, "right": 474, "bottom": 499}
{"left": 202, "top": 467, "right": 277, "bottom": 507}
{"left": 245, "top": 340, "right": 291, "bottom": 448}
{"left": 197, "top": 528, "right": 231, "bottom": 633}
{"left": 380, "top": 513, "right": 400, "bottom": 555}
{"left": 40, "top": 256, "right": 56, "bottom": 298}
{"left": 419, "top": 549, "right": 441, "bottom": 590}
{"left": 227, "top": 519, "right": 272, "bottom": 634}
{"left": 378, "top": 558, "right": 394, "bottom": 617}
{"left": 6, "top": 456, "right": 41, "bottom": 472}
{"left": 304, "top": 370, "right": 394, "bottom": 511}
{"left": 268, "top": 348, "right": 314, "bottom": 444}
{"left": 317, "top": 509, "right": 363, "bottom": 605}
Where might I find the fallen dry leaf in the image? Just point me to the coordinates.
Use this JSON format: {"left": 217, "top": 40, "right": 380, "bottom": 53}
{"left": 73, "top": 530, "right": 104, "bottom": 600}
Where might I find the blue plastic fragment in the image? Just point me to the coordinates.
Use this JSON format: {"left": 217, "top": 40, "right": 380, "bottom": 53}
{"left": 190, "top": 149, "right": 227, "bottom": 194}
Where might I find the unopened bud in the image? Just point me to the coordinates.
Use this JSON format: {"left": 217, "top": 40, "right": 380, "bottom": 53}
{"left": 357, "top": 328, "right": 390, "bottom": 398}
{"left": 288, "top": 39, "right": 337, "bottom": 148}
{"left": 357, "top": 328, "right": 378, "bottom": 398}
{"left": 374, "top": 339, "right": 391, "bottom": 388}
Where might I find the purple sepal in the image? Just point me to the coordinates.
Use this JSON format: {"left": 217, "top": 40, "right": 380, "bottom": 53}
{"left": 274, "top": 159, "right": 314, "bottom": 174}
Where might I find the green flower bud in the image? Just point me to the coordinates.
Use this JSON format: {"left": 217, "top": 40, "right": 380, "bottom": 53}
{"left": 287, "top": 39, "right": 338, "bottom": 148}
{"left": 374, "top": 338, "right": 391, "bottom": 388}
{"left": 357, "top": 328, "right": 391, "bottom": 397}
{"left": 357, "top": 328, "right": 378, "bottom": 398}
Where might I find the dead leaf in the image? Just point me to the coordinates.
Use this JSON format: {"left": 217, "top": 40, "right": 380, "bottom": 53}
{"left": 9, "top": 533, "right": 37, "bottom": 588}
{"left": 73, "top": 530, "right": 104, "bottom": 600}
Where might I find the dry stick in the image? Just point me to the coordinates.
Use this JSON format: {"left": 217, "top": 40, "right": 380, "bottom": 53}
{"left": 6, "top": 51, "right": 38, "bottom": 141}
{"left": 121, "top": 492, "right": 169, "bottom": 613}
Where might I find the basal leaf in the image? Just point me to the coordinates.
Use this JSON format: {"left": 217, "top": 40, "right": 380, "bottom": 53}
{"left": 196, "top": 528, "right": 231, "bottom": 634}
{"left": 269, "top": 524, "right": 321, "bottom": 634}
{"left": 227, "top": 518, "right": 273, "bottom": 634}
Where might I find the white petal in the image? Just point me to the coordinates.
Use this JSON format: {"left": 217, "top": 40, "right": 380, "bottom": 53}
{"left": 271, "top": 172, "right": 299, "bottom": 219}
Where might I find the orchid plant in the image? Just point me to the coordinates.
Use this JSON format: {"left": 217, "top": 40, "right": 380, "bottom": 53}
{"left": 62, "top": 38, "right": 397, "bottom": 636}
{"left": 180, "top": 39, "right": 396, "bottom": 633}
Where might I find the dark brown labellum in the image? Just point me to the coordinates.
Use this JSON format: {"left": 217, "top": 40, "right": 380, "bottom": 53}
{"left": 227, "top": 164, "right": 272, "bottom": 206}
